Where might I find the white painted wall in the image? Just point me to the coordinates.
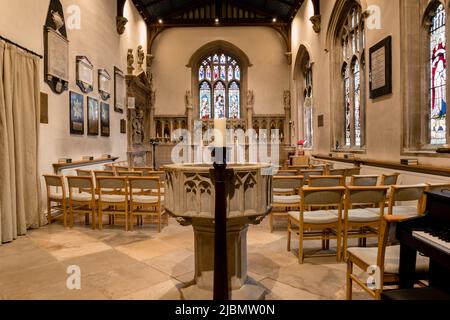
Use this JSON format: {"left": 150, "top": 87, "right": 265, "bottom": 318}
{"left": 151, "top": 27, "right": 290, "bottom": 116}
{"left": 0, "top": 0, "right": 147, "bottom": 208}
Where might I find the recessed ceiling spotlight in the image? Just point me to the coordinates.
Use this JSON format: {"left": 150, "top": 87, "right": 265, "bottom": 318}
{"left": 215, "top": 18, "right": 220, "bottom": 23}
{"left": 158, "top": 19, "right": 163, "bottom": 24}
{"left": 273, "top": 17, "right": 277, "bottom": 22}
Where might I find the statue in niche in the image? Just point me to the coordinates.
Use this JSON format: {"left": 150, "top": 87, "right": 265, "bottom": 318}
{"left": 284, "top": 91, "right": 291, "bottom": 109}
{"left": 127, "top": 49, "right": 134, "bottom": 75}
{"left": 132, "top": 108, "right": 144, "bottom": 145}
{"left": 137, "top": 45, "right": 145, "bottom": 73}
{"left": 247, "top": 90, "right": 254, "bottom": 106}
{"left": 185, "top": 90, "right": 193, "bottom": 109}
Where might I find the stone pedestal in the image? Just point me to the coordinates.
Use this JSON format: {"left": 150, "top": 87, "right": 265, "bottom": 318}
{"left": 164, "top": 164, "right": 273, "bottom": 300}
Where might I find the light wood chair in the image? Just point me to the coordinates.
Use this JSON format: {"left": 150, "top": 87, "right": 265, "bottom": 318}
{"left": 345, "top": 167, "right": 361, "bottom": 177}
{"left": 346, "top": 214, "right": 430, "bottom": 300}
{"left": 133, "top": 167, "right": 154, "bottom": 176}
{"left": 271, "top": 176, "right": 304, "bottom": 233}
{"left": 103, "top": 163, "right": 114, "bottom": 171}
{"left": 426, "top": 183, "right": 450, "bottom": 193}
{"left": 287, "top": 186, "right": 346, "bottom": 263}
{"left": 76, "top": 169, "right": 92, "bottom": 177}
{"left": 300, "top": 169, "right": 324, "bottom": 185}
{"left": 329, "top": 168, "right": 346, "bottom": 176}
{"left": 387, "top": 184, "right": 427, "bottom": 217}
{"left": 350, "top": 175, "right": 380, "bottom": 186}
{"left": 147, "top": 171, "right": 166, "bottom": 196}
{"left": 117, "top": 171, "right": 144, "bottom": 177}
{"left": 380, "top": 173, "right": 400, "bottom": 186}
{"left": 343, "top": 186, "right": 389, "bottom": 259}
{"left": 43, "top": 175, "right": 68, "bottom": 226}
{"left": 93, "top": 170, "right": 115, "bottom": 178}
{"left": 66, "top": 176, "right": 98, "bottom": 229}
{"left": 309, "top": 175, "right": 345, "bottom": 187}
{"left": 128, "top": 177, "right": 165, "bottom": 232}
{"left": 275, "top": 169, "right": 298, "bottom": 176}
{"left": 114, "top": 165, "right": 130, "bottom": 173}
{"left": 96, "top": 177, "right": 129, "bottom": 231}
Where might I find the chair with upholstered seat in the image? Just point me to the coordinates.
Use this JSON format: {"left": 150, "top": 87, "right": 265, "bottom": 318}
{"left": 300, "top": 169, "right": 324, "bottom": 185}
{"left": 380, "top": 173, "right": 400, "bottom": 186}
{"left": 147, "top": 171, "right": 166, "bottom": 196}
{"left": 275, "top": 169, "right": 298, "bottom": 176}
{"left": 309, "top": 175, "right": 345, "bottom": 187}
{"left": 128, "top": 177, "right": 165, "bottom": 232}
{"left": 96, "top": 177, "right": 129, "bottom": 231}
{"left": 93, "top": 170, "right": 115, "bottom": 178}
{"left": 329, "top": 168, "right": 346, "bottom": 176}
{"left": 133, "top": 167, "right": 154, "bottom": 176}
{"left": 343, "top": 186, "right": 389, "bottom": 259}
{"left": 66, "top": 176, "right": 98, "bottom": 229}
{"left": 346, "top": 214, "right": 430, "bottom": 300}
{"left": 43, "top": 175, "right": 68, "bottom": 226}
{"left": 114, "top": 165, "right": 130, "bottom": 173}
{"left": 287, "top": 186, "right": 346, "bottom": 263}
{"left": 350, "top": 175, "right": 380, "bottom": 187}
{"left": 387, "top": 184, "right": 427, "bottom": 217}
{"left": 76, "top": 169, "right": 92, "bottom": 177}
{"left": 117, "top": 171, "right": 143, "bottom": 177}
{"left": 271, "top": 176, "right": 304, "bottom": 233}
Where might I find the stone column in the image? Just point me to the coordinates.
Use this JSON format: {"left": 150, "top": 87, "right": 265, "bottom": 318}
{"left": 246, "top": 90, "right": 254, "bottom": 130}
{"left": 284, "top": 90, "right": 292, "bottom": 146}
{"left": 185, "top": 90, "right": 194, "bottom": 134}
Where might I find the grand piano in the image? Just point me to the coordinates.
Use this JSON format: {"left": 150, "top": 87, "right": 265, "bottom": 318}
{"left": 396, "top": 190, "right": 450, "bottom": 293}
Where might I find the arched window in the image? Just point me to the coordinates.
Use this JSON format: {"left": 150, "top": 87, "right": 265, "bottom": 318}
{"left": 429, "top": 3, "right": 447, "bottom": 145}
{"left": 304, "top": 66, "right": 313, "bottom": 148}
{"left": 198, "top": 53, "right": 241, "bottom": 119}
{"left": 337, "top": 4, "right": 365, "bottom": 149}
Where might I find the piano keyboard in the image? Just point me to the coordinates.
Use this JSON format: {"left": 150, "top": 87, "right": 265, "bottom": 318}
{"left": 413, "top": 231, "right": 450, "bottom": 255}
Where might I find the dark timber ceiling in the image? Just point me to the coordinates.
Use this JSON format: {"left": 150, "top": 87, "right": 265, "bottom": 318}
{"left": 132, "top": 0, "right": 305, "bottom": 26}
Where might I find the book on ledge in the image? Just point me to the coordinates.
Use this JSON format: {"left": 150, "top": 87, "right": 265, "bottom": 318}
{"left": 401, "top": 159, "right": 419, "bottom": 165}
{"left": 82, "top": 156, "right": 94, "bottom": 161}
{"left": 102, "top": 154, "right": 112, "bottom": 159}
{"left": 58, "top": 158, "right": 72, "bottom": 164}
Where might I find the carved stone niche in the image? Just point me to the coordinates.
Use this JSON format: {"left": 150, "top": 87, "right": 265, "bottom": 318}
{"left": 126, "top": 72, "right": 153, "bottom": 167}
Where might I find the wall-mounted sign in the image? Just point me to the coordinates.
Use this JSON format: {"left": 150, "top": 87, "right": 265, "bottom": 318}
{"left": 98, "top": 69, "right": 111, "bottom": 101}
{"left": 114, "top": 67, "right": 126, "bottom": 113}
{"left": 76, "top": 56, "right": 94, "bottom": 93}
{"left": 369, "top": 36, "right": 392, "bottom": 99}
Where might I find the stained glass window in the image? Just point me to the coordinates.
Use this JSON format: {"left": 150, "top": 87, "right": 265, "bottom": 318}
{"left": 198, "top": 53, "right": 241, "bottom": 119}
{"left": 343, "top": 66, "right": 351, "bottom": 147}
{"left": 304, "top": 66, "right": 313, "bottom": 148}
{"left": 214, "top": 82, "right": 226, "bottom": 119}
{"left": 430, "top": 4, "right": 447, "bottom": 145}
{"left": 228, "top": 82, "right": 240, "bottom": 119}
{"left": 353, "top": 60, "right": 361, "bottom": 147}
{"left": 200, "top": 82, "right": 211, "bottom": 120}
{"left": 339, "top": 4, "right": 365, "bottom": 148}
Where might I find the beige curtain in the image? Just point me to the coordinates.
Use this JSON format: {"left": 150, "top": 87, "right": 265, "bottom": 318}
{"left": 0, "top": 40, "right": 41, "bottom": 244}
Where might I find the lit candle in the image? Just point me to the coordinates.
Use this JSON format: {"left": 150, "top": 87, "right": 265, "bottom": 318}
{"left": 214, "top": 118, "right": 227, "bottom": 148}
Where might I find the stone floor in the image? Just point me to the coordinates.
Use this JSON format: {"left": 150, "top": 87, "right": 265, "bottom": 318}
{"left": 0, "top": 216, "right": 371, "bottom": 300}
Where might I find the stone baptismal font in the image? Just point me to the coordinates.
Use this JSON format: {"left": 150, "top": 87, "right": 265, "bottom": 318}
{"left": 164, "top": 162, "right": 273, "bottom": 300}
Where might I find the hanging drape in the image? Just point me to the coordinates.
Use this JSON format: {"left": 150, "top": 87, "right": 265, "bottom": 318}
{"left": 0, "top": 40, "right": 41, "bottom": 244}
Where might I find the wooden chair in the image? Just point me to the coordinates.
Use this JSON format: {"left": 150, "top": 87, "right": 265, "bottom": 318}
{"left": 147, "top": 171, "right": 166, "bottom": 195}
{"left": 287, "top": 186, "right": 346, "bottom": 263}
{"left": 343, "top": 186, "right": 389, "bottom": 259}
{"left": 380, "top": 173, "right": 400, "bottom": 186}
{"left": 93, "top": 170, "right": 115, "bottom": 178}
{"left": 128, "top": 177, "right": 165, "bottom": 232}
{"left": 43, "top": 175, "right": 68, "bottom": 226}
{"left": 345, "top": 167, "right": 361, "bottom": 177}
{"left": 309, "top": 175, "right": 345, "bottom": 187}
{"left": 350, "top": 175, "right": 380, "bottom": 187}
{"left": 271, "top": 176, "right": 304, "bottom": 233}
{"left": 96, "top": 177, "right": 129, "bottom": 231}
{"left": 117, "top": 171, "right": 143, "bottom": 177}
{"left": 133, "top": 167, "right": 154, "bottom": 176}
{"left": 346, "top": 215, "right": 429, "bottom": 300}
{"left": 387, "top": 184, "right": 427, "bottom": 217}
{"left": 66, "top": 176, "right": 97, "bottom": 229}
{"left": 288, "top": 165, "right": 310, "bottom": 172}
{"left": 76, "top": 169, "right": 92, "bottom": 177}
{"left": 287, "top": 187, "right": 345, "bottom": 264}
{"left": 103, "top": 163, "right": 114, "bottom": 171}
{"left": 329, "top": 168, "right": 346, "bottom": 176}
{"left": 426, "top": 183, "right": 450, "bottom": 193}
{"left": 114, "top": 165, "right": 130, "bottom": 173}
{"left": 300, "top": 169, "right": 324, "bottom": 184}
{"left": 275, "top": 169, "right": 298, "bottom": 176}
